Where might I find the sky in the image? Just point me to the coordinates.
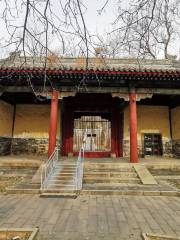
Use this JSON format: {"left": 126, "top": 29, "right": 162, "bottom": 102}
{"left": 84, "top": 0, "right": 117, "bottom": 34}
{"left": 0, "top": 0, "right": 179, "bottom": 59}
{"left": 0, "top": 0, "right": 118, "bottom": 57}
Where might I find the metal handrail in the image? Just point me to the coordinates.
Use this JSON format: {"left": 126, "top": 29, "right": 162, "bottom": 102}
{"left": 41, "top": 148, "right": 58, "bottom": 190}
{"left": 75, "top": 130, "right": 86, "bottom": 191}
{"left": 75, "top": 146, "right": 85, "bottom": 190}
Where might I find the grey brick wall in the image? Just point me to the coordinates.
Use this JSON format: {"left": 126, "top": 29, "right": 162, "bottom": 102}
{"left": 11, "top": 138, "right": 49, "bottom": 155}
{"left": 0, "top": 137, "right": 12, "bottom": 155}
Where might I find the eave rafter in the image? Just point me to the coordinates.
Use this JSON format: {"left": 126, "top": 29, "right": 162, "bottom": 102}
{"left": 0, "top": 67, "right": 180, "bottom": 89}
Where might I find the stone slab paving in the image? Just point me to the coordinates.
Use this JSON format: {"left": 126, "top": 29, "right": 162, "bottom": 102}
{"left": 0, "top": 195, "right": 180, "bottom": 240}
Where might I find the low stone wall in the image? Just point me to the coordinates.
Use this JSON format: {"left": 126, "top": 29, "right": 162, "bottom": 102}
{"left": 163, "top": 140, "right": 173, "bottom": 157}
{"left": 0, "top": 137, "right": 12, "bottom": 155}
{"left": 11, "top": 138, "right": 49, "bottom": 155}
{"left": 172, "top": 140, "right": 180, "bottom": 158}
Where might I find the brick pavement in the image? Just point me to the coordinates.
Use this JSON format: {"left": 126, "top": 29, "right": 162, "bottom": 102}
{"left": 0, "top": 195, "right": 180, "bottom": 239}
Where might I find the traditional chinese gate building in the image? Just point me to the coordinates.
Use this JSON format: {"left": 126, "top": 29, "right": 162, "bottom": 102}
{"left": 0, "top": 56, "right": 180, "bottom": 162}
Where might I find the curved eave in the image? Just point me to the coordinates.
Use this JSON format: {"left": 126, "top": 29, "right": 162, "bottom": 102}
{"left": 0, "top": 67, "right": 180, "bottom": 76}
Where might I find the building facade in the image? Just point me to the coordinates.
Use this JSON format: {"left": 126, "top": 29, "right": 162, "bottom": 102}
{"left": 0, "top": 56, "right": 179, "bottom": 162}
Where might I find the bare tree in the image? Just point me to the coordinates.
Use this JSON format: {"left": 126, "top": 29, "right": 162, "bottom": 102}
{"left": 100, "top": 0, "right": 180, "bottom": 59}
{"left": 0, "top": 0, "right": 91, "bottom": 63}
{"left": 0, "top": 0, "right": 95, "bottom": 94}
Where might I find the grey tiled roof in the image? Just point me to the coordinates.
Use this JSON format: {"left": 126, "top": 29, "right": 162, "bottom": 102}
{"left": 1, "top": 54, "right": 180, "bottom": 72}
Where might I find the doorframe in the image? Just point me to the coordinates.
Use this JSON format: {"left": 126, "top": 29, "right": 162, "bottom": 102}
{"left": 143, "top": 133, "right": 163, "bottom": 156}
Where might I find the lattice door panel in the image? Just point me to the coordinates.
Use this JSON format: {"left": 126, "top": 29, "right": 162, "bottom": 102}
{"left": 73, "top": 116, "right": 111, "bottom": 152}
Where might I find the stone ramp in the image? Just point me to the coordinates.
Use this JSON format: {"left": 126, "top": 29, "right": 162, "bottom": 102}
{"left": 133, "top": 164, "right": 157, "bottom": 185}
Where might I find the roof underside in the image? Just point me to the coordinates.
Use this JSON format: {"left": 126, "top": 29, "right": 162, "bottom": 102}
{"left": 1, "top": 92, "right": 180, "bottom": 108}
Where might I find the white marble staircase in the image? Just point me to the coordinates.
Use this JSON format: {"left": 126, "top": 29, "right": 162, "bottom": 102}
{"left": 40, "top": 162, "right": 78, "bottom": 197}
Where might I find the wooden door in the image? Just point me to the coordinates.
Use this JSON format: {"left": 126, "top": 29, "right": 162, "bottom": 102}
{"left": 73, "top": 116, "right": 111, "bottom": 152}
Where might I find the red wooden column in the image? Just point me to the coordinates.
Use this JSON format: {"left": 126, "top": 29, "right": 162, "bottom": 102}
{"left": 48, "top": 89, "right": 59, "bottom": 158}
{"left": 129, "top": 89, "right": 138, "bottom": 163}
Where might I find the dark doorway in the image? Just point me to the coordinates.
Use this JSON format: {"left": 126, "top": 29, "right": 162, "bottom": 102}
{"left": 144, "top": 134, "right": 163, "bottom": 156}
{"left": 61, "top": 93, "right": 123, "bottom": 158}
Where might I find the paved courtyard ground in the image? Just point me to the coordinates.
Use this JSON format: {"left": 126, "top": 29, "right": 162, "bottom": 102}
{"left": 0, "top": 195, "right": 180, "bottom": 240}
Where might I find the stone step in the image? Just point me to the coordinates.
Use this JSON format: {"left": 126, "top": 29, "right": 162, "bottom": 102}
{"left": 84, "top": 168, "right": 134, "bottom": 172}
{"left": 54, "top": 168, "right": 76, "bottom": 173}
{"left": 40, "top": 192, "right": 77, "bottom": 198}
{"left": 0, "top": 165, "right": 38, "bottom": 170}
{"left": 81, "top": 189, "right": 178, "bottom": 196}
{"left": 56, "top": 163, "right": 76, "bottom": 166}
{"left": 50, "top": 175, "right": 75, "bottom": 180}
{"left": 49, "top": 179, "right": 75, "bottom": 184}
{"left": 84, "top": 163, "right": 134, "bottom": 170}
{"left": 48, "top": 183, "right": 76, "bottom": 189}
{"left": 53, "top": 172, "right": 75, "bottom": 175}
{"left": 55, "top": 166, "right": 76, "bottom": 169}
{"left": 6, "top": 183, "right": 40, "bottom": 194}
{"left": 41, "top": 189, "right": 77, "bottom": 194}
{"left": 0, "top": 169, "right": 37, "bottom": 174}
{"left": 55, "top": 164, "right": 76, "bottom": 168}
{"left": 7, "top": 188, "right": 40, "bottom": 194}
{"left": 0, "top": 173, "right": 34, "bottom": 179}
{"left": 83, "top": 172, "right": 137, "bottom": 178}
{"left": 83, "top": 177, "right": 141, "bottom": 184}
{"left": 52, "top": 174, "right": 76, "bottom": 179}
{"left": 54, "top": 169, "right": 75, "bottom": 175}
{"left": 82, "top": 183, "right": 176, "bottom": 191}
{"left": 83, "top": 183, "right": 152, "bottom": 188}
{"left": 155, "top": 175, "right": 180, "bottom": 180}
{"left": 44, "top": 187, "right": 77, "bottom": 192}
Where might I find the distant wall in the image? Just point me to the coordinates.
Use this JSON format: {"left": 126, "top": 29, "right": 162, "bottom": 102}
{"left": 123, "top": 105, "right": 171, "bottom": 157}
{"left": 171, "top": 106, "right": 180, "bottom": 158}
{"left": 14, "top": 104, "right": 52, "bottom": 138}
{"left": 0, "top": 100, "right": 14, "bottom": 155}
{"left": 171, "top": 107, "right": 180, "bottom": 140}
{"left": 12, "top": 104, "right": 60, "bottom": 155}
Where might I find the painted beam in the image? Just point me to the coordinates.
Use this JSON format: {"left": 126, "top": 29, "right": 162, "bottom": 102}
{"left": 1, "top": 85, "right": 180, "bottom": 95}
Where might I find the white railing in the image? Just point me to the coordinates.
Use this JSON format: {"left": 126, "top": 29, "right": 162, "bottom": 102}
{"left": 75, "top": 146, "right": 85, "bottom": 190}
{"left": 41, "top": 148, "right": 58, "bottom": 190}
{"left": 75, "top": 130, "right": 87, "bottom": 191}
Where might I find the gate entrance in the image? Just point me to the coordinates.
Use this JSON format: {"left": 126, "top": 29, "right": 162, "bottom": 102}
{"left": 73, "top": 116, "right": 111, "bottom": 152}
